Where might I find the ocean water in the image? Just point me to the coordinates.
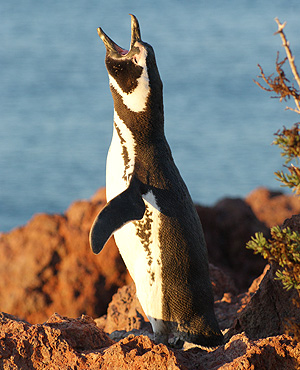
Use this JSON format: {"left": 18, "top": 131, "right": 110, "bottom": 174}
{"left": 1, "top": 1, "right": 300, "bottom": 232}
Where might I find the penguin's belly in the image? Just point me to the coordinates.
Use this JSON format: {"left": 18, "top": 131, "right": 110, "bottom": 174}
{"left": 113, "top": 201, "right": 164, "bottom": 322}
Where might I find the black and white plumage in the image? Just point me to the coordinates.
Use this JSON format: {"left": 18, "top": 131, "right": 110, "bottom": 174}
{"left": 90, "top": 14, "right": 223, "bottom": 348}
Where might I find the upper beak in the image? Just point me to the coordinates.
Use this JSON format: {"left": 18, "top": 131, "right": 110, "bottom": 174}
{"left": 97, "top": 14, "right": 141, "bottom": 56}
{"left": 129, "top": 14, "right": 141, "bottom": 48}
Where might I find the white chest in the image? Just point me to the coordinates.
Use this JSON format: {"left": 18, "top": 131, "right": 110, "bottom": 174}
{"left": 106, "top": 111, "right": 135, "bottom": 202}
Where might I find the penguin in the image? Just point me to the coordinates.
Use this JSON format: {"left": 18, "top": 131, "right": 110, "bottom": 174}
{"left": 90, "top": 14, "right": 223, "bottom": 348}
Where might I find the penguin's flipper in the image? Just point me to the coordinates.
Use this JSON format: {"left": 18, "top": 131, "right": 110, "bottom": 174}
{"left": 89, "top": 177, "right": 146, "bottom": 254}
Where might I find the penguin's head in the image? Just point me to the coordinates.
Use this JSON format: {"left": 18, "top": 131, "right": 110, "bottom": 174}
{"left": 97, "top": 14, "right": 162, "bottom": 114}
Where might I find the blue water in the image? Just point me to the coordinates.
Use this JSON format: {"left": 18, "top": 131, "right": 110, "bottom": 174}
{"left": 1, "top": 1, "right": 300, "bottom": 232}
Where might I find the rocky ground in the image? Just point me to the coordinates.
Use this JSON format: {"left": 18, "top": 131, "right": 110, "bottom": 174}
{"left": 0, "top": 187, "right": 300, "bottom": 369}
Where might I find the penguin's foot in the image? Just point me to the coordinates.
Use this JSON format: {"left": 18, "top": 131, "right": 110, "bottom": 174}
{"left": 154, "top": 332, "right": 184, "bottom": 349}
{"left": 154, "top": 332, "right": 169, "bottom": 346}
{"left": 168, "top": 336, "right": 184, "bottom": 349}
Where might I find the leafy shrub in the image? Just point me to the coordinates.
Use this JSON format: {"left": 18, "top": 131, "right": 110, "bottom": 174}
{"left": 248, "top": 18, "right": 300, "bottom": 341}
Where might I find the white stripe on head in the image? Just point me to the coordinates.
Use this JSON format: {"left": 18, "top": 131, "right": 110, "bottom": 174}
{"left": 109, "top": 46, "right": 150, "bottom": 112}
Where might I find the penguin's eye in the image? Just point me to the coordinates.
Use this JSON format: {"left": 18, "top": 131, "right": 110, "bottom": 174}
{"left": 132, "top": 56, "right": 138, "bottom": 65}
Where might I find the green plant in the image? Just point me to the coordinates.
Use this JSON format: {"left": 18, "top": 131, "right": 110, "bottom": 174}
{"left": 247, "top": 226, "right": 300, "bottom": 291}
{"left": 248, "top": 18, "right": 300, "bottom": 341}
{"left": 273, "top": 124, "right": 300, "bottom": 194}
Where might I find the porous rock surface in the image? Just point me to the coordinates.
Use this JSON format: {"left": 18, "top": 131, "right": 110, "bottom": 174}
{"left": 229, "top": 262, "right": 300, "bottom": 340}
{"left": 0, "top": 188, "right": 132, "bottom": 323}
{"left": 0, "top": 312, "right": 182, "bottom": 369}
{"left": 0, "top": 312, "right": 299, "bottom": 369}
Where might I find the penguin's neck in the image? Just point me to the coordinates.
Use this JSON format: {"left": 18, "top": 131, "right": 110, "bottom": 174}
{"left": 110, "top": 86, "right": 165, "bottom": 144}
{"left": 111, "top": 107, "right": 171, "bottom": 190}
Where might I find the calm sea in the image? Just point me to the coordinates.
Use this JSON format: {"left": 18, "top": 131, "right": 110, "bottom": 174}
{"left": 1, "top": 1, "right": 300, "bottom": 232}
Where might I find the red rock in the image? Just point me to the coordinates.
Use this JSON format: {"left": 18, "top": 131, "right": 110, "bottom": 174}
{"left": 1, "top": 312, "right": 299, "bottom": 369}
{"left": 102, "top": 334, "right": 184, "bottom": 370}
{"left": 196, "top": 198, "right": 268, "bottom": 290}
{"left": 282, "top": 214, "right": 300, "bottom": 233}
{"left": 0, "top": 312, "right": 183, "bottom": 370}
{"left": 214, "top": 264, "right": 272, "bottom": 333}
{"left": 209, "top": 263, "right": 238, "bottom": 301}
{"left": 246, "top": 187, "right": 300, "bottom": 228}
{"left": 0, "top": 189, "right": 131, "bottom": 323}
{"left": 97, "top": 282, "right": 150, "bottom": 335}
{"left": 0, "top": 312, "right": 113, "bottom": 369}
{"left": 230, "top": 264, "right": 300, "bottom": 340}
{"left": 187, "top": 333, "right": 300, "bottom": 370}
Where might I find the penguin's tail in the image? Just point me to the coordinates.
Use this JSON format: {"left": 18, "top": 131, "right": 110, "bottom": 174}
{"left": 183, "top": 312, "right": 224, "bottom": 347}
{"left": 188, "top": 329, "right": 224, "bottom": 348}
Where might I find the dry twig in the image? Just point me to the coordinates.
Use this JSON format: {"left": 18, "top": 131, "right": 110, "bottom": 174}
{"left": 275, "top": 18, "right": 300, "bottom": 113}
{"left": 275, "top": 18, "right": 300, "bottom": 90}
{"left": 254, "top": 18, "right": 300, "bottom": 114}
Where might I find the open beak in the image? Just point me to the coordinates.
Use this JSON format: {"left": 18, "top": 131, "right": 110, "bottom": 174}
{"left": 97, "top": 14, "right": 141, "bottom": 56}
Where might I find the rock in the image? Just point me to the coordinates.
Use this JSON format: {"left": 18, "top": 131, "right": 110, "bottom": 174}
{"left": 1, "top": 312, "right": 299, "bottom": 369}
{"left": 224, "top": 334, "right": 300, "bottom": 370}
{"left": 209, "top": 263, "right": 238, "bottom": 301}
{"left": 208, "top": 264, "right": 240, "bottom": 331}
{"left": 230, "top": 264, "right": 300, "bottom": 340}
{"left": 0, "top": 189, "right": 131, "bottom": 323}
{"left": 196, "top": 198, "right": 269, "bottom": 291}
{"left": 282, "top": 214, "right": 300, "bottom": 233}
{"left": 213, "top": 266, "right": 270, "bottom": 336}
{"left": 180, "top": 333, "right": 300, "bottom": 370}
{"left": 0, "top": 312, "right": 183, "bottom": 370}
{"left": 104, "top": 334, "right": 184, "bottom": 370}
{"left": 96, "top": 283, "right": 150, "bottom": 335}
{"left": 246, "top": 187, "right": 300, "bottom": 228}
{"left": 0, "top": 312, "right": 113, "bottom": 369}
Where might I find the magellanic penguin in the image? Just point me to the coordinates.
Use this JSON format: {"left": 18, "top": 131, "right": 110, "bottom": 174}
{"left": 90, "top": 14, "right": 223, "bottom": 348}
